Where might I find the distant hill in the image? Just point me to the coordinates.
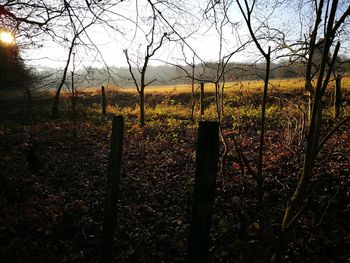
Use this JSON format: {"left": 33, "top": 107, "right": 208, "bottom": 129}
{"left": 34, "top": 59, "right": 350, "bottom": 90}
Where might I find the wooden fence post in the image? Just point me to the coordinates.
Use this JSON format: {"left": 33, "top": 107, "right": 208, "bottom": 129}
{"left": 186, "top": 121, "right": 219, "bottom": 263}
{"left": 101, "top": 116, "right": 124, "bottom": 263}
{"left": 102, "top": 85, "right": 107, "bottom": 116}
{"left": 200, "top": 82, "right": 205, "bottom": 117}
{"left": 334, "top": 74, "right": 342, "bottom": 119}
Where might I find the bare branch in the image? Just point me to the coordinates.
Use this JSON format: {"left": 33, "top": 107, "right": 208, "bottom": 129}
{"left": 124, "top": 49, "right": 140, "bottom": 93}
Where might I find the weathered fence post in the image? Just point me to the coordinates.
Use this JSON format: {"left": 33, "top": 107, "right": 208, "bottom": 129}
{"left": 186, "top": 121, "right": 219, "bottom": 263}
{"left": 334, "top": 74, "right": 342, "bottom": 119}
{"left": 102, "top": 85, "right": 107, "bottom": 116}
{"left": 200, "top": 82, "right": 205, "bottom": 117}
{"left": 101, "top": 116, "right": 124, "bottom": 263}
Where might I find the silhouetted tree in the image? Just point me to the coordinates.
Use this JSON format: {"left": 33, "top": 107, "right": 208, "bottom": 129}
{"left": 124, "top": 4, "right": 168, "bottom": 128}
{"left": 0, "top": 36, "right": 31, "bottom": 90}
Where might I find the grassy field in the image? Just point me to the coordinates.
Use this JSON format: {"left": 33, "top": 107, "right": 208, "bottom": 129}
{"left": 1, "top": 77, "right": 349, "bottom": 262}
{"left": 76, "top": 77, "right": 350, "bottom": 127}
{"left": 1, "top": 76, "right": 350, "bottom": 135}
{"left": 79, "top": 76, "right": 350, "bottom": 93}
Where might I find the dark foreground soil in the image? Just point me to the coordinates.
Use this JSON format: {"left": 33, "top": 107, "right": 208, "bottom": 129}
{"left": 0, "top": 92, "right": 349, "bottom": 262}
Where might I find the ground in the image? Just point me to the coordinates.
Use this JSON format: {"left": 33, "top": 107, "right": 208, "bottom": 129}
{"left": 0, "top": 80, "right": 349, "bottom": 262}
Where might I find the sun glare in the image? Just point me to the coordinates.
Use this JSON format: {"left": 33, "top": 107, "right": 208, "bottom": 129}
{"left": 0, "top": 31, "right": 15, "bottom": 45}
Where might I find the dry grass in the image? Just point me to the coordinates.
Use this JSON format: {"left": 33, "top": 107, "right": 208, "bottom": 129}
{"left": 1, "top": 77, "right": 348, "bottom": 100}
{"left": 76, "top": 77, "right": 350, "bottom": 96}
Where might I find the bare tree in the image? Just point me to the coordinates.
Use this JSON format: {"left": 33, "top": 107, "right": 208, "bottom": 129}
{"left": 263, "top": 0, "right": 350, "bottom": 121}
{"left": 1, "top": 1, "right": 123, "bottom": 119}
{"left": 124, "top": 4, "right": 168, "bottom": 128}
{"left": 229, "top": 0, "right": 350, "bottom": 260}
{"left": 177, "top": 44, "right": 197, "bottom": 121}
{"left": 273, "top": 1, "right": 350, "bottom": 261}
{"left": 235, "top": 0, "right": 274, "bottom": 243}
{"left": 51, "top": 15, "right": 96, "bottom": 119}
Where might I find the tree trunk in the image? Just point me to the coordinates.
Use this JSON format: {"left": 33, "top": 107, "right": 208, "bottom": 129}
{"left": 257, "top": 47, "right": 273, "bottom": 243}
{"left": 334, "top": 74, "right": 342, "bottom": 119}
{"left": 191, "top": 65, "right": 195, "bottom": 121}
{"left": 52, "top": 89, "right": 62, "bottom": 119}
{"left": 214, "top": 83, "right": 221, "bottom": 122}
{"left": 139, "top": 88, "right": 145, "bottom": 128}
{"left": 220, "top": 84, "right": 224, "bottom": 118}
{"left": 308, "top": 91, "right": 313, "bottom": 123}
{"left": 52, "top": 37, "right": 75, "bottom": 120}
{"left": 273, "top": 2, "right": 341, "bottom": 258}
{"left": 200, "top": 82, "right": 205, "bottom": 117}
{"left": 273, "top": 95, "right": 323, "bottom": 263}
{"left": 102, "top": 85, "right": 107, "bottom": 116}
{"left": 71, "top": 71, "right": 77, "bottom": 147}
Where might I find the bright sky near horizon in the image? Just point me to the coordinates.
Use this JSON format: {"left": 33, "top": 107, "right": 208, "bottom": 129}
{"left": 13, "top": 0, "right": 349, "bottom": 71}
{"left": 24, "top": 27, "right": 234, "bottom": 70}
{"left": 18, "top": 0, "right": 255, "bottom": 71}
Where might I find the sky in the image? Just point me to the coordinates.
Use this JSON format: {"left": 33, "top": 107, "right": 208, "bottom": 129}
{"left": 18, "top": 0, "right": 254, "bottom": 71}
{"left": 24, "top": 26, "right": 232, "bottom": 70}
{"left": 12, "top": 0, "right": 350, "bottom": 71}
